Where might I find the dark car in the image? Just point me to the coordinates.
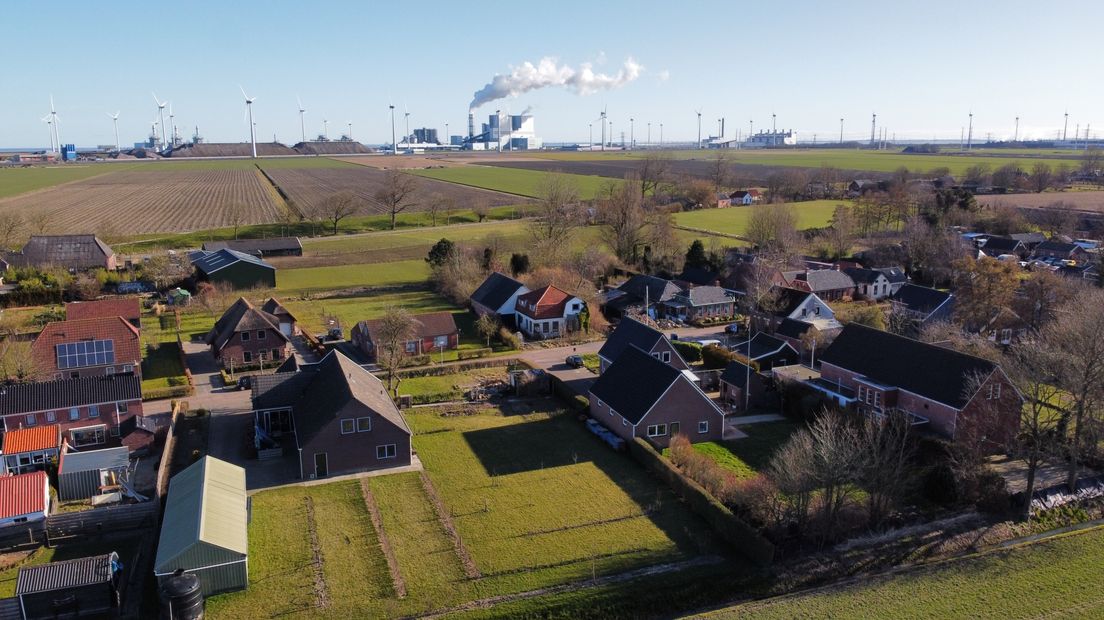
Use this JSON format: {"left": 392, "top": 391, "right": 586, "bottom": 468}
{"left": 236, "top": 375, "right": 252, "bottom": 390}
{"left": 725, "top": 323, "right": 743, "bottom": 335}
{"left": 565, "top": 354, "right": 584, "bottom": 368}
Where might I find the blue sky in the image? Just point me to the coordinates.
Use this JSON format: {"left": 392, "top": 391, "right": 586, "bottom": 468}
{"left": 1, "top": 0, "right": 1101, "bottom": 148}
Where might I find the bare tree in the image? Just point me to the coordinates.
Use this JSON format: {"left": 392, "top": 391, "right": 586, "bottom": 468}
{"left": 528, "top": 173, "right": 581, "bottom": 260}
{"left": 375, "top": 306, "right": 420, "bottom": 396}
{"left": 471, "top": 199, "right": 490, "bottom": 223}
{"left": 823, "top": 204, "right": 856, "bottom": 260}
{"left": 315, "top": 191, "right": 363, "bottom": 235}
{"left": 225, "top": 203, "right": 250, "bottom": 239}
{"left": 68, "top": 273, "right": 102, "bottom": 301}
{"left": 745, "top": 203, "right": 799, "bottom": 254}
{"left": 637, "top": 152, "right": 671, "bottom": 201}
{"left": 29, "top": 211, "right": 53, "bottom": 236}
{"left": 597, "top": 178, "right": 648, "bottom": 263}
{"left": 0, "top": 335, "right": 34, "bottom": 382}
{"left": 1030, "top": 163, "right": 1054, "bottom": 193}
{"left": 708, "top": 150, "right": 731, "bottom": 191}
{"left": 474, "top": 313, "right": 500, "bottom": 347}
{"left": 858, "top": 412, "right": 916, "bottom": 525}
{"left": 1004, "top": 340, "right": 1064, "bottom": 519}
{"left": 951, "top": 256, "right": 1019, "bottom": 331}
{"left": 0, "top": 213, "right": 23, "bottom": 250}
{"left": 374, "top": 169, "right": 420, "bottom": 230}
{"left": 768, "top": 430, "right": 815, "bottom": 530}
{"left": 1013, "top": 269, "right": 1074, "bottom": 332}
{"left": 426, "top": 192, "right": 444, "bottom": 227}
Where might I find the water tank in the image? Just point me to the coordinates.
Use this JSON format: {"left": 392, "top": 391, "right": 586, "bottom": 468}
{"left": 159, "top": 571, "right": 204, "bottom": 620}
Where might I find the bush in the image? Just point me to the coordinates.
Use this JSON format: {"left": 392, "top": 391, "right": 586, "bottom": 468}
{"left": 143, "top": 385, "right": 193, "bottom": 400}
{"left": 973, "top": 469, "right": 1011, "bottom": 514}
{"left": 668, "top": 435, "right": 740, "bottom": 506}
{"left": 456, "top": 348, "right": 492, "bottom": 360}
{"left": 399, "top": 354, "right": 431, "bottom": 367}
{"left": 672, "top": 340, "right": 703, "bottom": 363}
{"left": 701, "top": 344, "right": 735, "bottom": 370}
{"left": 921, "top": 464, "right": 959, "bottom": 507}
{"left": 498, "top": 327, "right": 522, "bottom": 350}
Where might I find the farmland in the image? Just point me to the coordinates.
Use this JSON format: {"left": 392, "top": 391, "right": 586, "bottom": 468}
{"left": 981, "top": 189, "right": 1104, "bottom": 213}
{"left": 0, "top": 168, "right": 282, "bottom": 235}
{"left": 673, "top": 200, "right": 842, "bottom": 236}
{"left": 0, "top": 163, "right": 128, "bottom": 199}
{"left": 408, "top": 164, "right": 615, "bottom": 199}
{"left": 207, "top": 404, "right": 732, "bottom": 618}
{"left": 261, "top": 164, "right": 525, "bottom": 217}
{"left": 700, "top": 526, "right": 1104, "bottom": 620}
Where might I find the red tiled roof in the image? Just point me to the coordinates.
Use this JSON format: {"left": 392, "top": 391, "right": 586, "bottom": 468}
{"left": 0, "top": 472, "right": 48, "bottom": 519}
{"left": 65, "top": 298, "right": 142, "bottom": 322}
{"left": 2, "top": 425, "right": 61, "bottom": 454}
{"left": 31, "top": 317, "right": 142, "bottom": 378}
{"left": 515, "top": 285, "right": 575, "bottom": 320}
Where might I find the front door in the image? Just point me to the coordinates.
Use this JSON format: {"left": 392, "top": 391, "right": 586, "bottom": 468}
{"left": 670, "top": 422, "right": 680, "bottom": 437}
{"left": 314, "top": 453, "right": 328, "bottom": 478}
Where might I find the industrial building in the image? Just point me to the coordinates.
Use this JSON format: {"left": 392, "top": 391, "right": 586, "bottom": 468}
{"left": 467, "top": 111, "right": 542, "bottom": 150}
{"left": 745, "top": 130, "right": 798, "bottom": 147}
{"left": 412, "top": 127, "right": 439, "bottom": 144}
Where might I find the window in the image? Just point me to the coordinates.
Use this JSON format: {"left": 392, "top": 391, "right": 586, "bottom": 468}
{"left": 434, "top": 335, "right": 449, "bottom": 349}
{"left": 405, "top": 341, "right": 417, "bottom": 353}
{"left": 24, "top": 414, "right": 36, "bottom": 427}
{"left": 340, "top": 419, "right": 355, "bottom": 434}
{"left": 116, "top": 402, "right": 129, "bottom": 414}
{"left": 987, "top": 383, "right": 1002, "bottom": 400}
{"left": 257, "top": 330, "right": 267, "bottom": 340}
{"left": 45, "top": 411, "right": 56, "bottom": 423}
{"left": 698, "top": 421, "right": 709, "bottom": 434}
{"left": 89, "top": 405, "right": 99, "bottom": 418}
{"left": 241, "top": 331, "right": 250, "bottom": 341}
{"left": 610, "top": 408, "right": 618, "bottom": 418}
{"left": 376, "top": 444, "right": 397, "bottom": 459}
{"left": 56, "top": 339, "right": 115, "bottom": 369}
{"left": 105, "top": 367, "right": 115, "bottom": 375}
{"left": 652, "top": 352, "right": 661, "bottom": 360}
{"left": 646, "top": 424, "right": 668, "bottom": 437}
{"left": 70, "top": 426, "right": 106, "bottom": 447}
{"left": 272, "top": 348, "right": 282, "bottom": 359}
{"left": 243, "top": 351, "right": 253, "bottom": 363}
{"left": 814, "top": 306, "right": 821, "bottom": 316}
{"left": 122, "top": 365, "right": 134, "bottom": 374}
{"left": 259, "top": 351, "right": 268, "bottom": 362}
{"left": 69, "top": 408, "right": 80, "bottom": 421}
{"left": 662, "top": 351, "right": 671, "bottom": 363}
{"left": 356, "top": 417, "right": 371, "bottom": 432}
{"left": 622, "top": 417, "right": 628, "bottom": 426}
{"left": 801, "top": 308, "right": 807, "bottom": 317}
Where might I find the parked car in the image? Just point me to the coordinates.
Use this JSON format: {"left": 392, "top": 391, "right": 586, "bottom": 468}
{"left": 725, "top": 323, "right": 743, "bottom": 335}
{"left": 565, "top": 354, "right": 584, "bottom": 368}
{"left": 236, "top": 375, "right": 252, "bottom": 391}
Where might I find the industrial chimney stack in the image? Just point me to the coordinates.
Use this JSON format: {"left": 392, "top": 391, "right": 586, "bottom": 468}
{"left": 468, "top": 113, "right": 475, "bottom": 139}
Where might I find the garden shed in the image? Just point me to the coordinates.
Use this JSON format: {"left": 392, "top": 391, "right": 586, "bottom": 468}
{"left": 154, "top": 456, "right": 249, "bottom": 596}
{"left": 16, "top": 552, "right": 123, "bottom": 619}
{"left": 57, "top": 446, "right": 130, "bottom": 501}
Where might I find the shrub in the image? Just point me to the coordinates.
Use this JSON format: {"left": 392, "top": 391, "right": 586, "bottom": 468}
{"left": 498, "top": 327, "right": 522, "bottom": 350}
{"left": 672, "top": 340, "right": 703, "bottom": 363}
{"left": 456, "top": 348, "right": 492, "bottom": 360}
{"left": 668, "top": 435, "right": 740, "bottom": 506}
{"left": 700, "top": 344, "right": 735, "bottom": 369}
{"left": 921, "top": 464, "right": 959, "bottom": 506}
{"left": 973, "top": 469, "right": 1011, "bottom": 514}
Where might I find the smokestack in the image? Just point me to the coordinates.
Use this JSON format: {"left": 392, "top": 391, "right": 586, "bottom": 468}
{"left": 721, "top": 118, "right": 725, "bottom": 137}
{"left": 468, "top": 113, "right": 474, "bottom": 139}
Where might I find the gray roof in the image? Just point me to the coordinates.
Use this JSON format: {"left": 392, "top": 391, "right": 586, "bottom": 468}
{"left": 155, "top": 456, "right": 248, "bottom": 572}
{"left": 776, "top": 318, "right": 813, "bottom": 340}
{"left": 1010, "top": 232, "right": 1047, "bottom": 244}
{"left": 470, "top": 272, "right": 526, "bottom": 311}
{"left": 205, "top": 298, "right": 288, "bottom": 350}
{"left": 891, "top": 284, "right": 952, "bottom": 316}
{"left": 190, "top": 248, "right": 274, "bottom": 276}
{"left": 202, "top": 237, "right": 302, "bottom": 254}
{"left": 58, "top": 446, "right": 129, "bottom": 475}
{"left": 875, "top": 266, "right": 907, "bottom": 284}
{"left": 16, "top": 552, "right": 119, "bottom": 595}
{"left": 617, "top": 274, "right": 683, "bottom": 304}
{"left": 11, "top": 235, "right": 113, "bottom": 270}
{"left": 0, "top": 374, "right": 141, "bottom": 416}
{"left": 734, "top": 332, "right": 794, "bottom": 360}
{"left": 679, "top": 286, "right": 733, "bottom": 307}
{"left": 1036, "top": 240, "right": 1080, "bottom": 254}
{"left": 598, "top": 317, "right": 665, "bottom": 362}
{"left": 793, "top": 269, "right": 854, "bottom": 292}
{"left": 589, "top": 346, "right": 682, "bottom": 425}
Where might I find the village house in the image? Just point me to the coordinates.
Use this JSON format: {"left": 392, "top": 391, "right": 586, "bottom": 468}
{"left": 784, "top": 269, "right": 855, "bottom": 301}
{"left": 733, "top": 332, "right": 800, "bottom": 371}
{"left": 189, "top": 248, "right": 277, "bottom": 289}
{"left": 758, "top": 287, "right": 837, "bottom": 330}
{"left": 202, "top": 236, "right": 303, "bottom": 257}
{"left": 980, "top": 236, "right": 1029, "bottom": 259}
{"left": 469, "top": 272, "right": 530, "bottom": 322}
{"left": 601, "top": 274, "right": 682, "bottom": 320}
{"left": 597, "top": 317, "right": 689, "bottom": 374}
{"left": 514, "top": 285, "right": 585, "bottom": 340}
{"left": 0, "top": 471, "right": 50, "bottom": 526}
{"left": 260, "top": 297, "right": 299, "bottom": 337}
{"left": 729, "top": 189, "right": 761, "bottom": 205}
{"left": 0, "top": 373, "right": 144, "bottom": 452}
{"left": 659, "top": 285, "right": 735, "bottom": 323}
{"left": 889, "top": 284, "right": 955, "bottom": 332}
{"left": 4, "top": 235, "right": 116, "bottom": 272}
{"left": 351, "top": 311, "right": 459, "bottom": 362}
{"left": 715, "top": 192, "right": 732, "bottom": 208}
{"left": 205, "top": 298, "right": 291, "bottom": 368}
{"left": 719, "top": 359, "right": 771, "bottom": 412}
{"left": 31, "top": 317, "right": 142, "bottom": 381}
{"left": 807, "top": 323, "right": 1022, "bottom": 443}
{"left": 1, "top": 426, "right": 60, "bottom": 475}
{"left": 844, "top": 267, "right": 897, "bottom": 300}
{"left": 251, "top": 350, "right": 412, "bottom": 478}
{"left": 1033, "top": 239, "right": 1088, "bottom": 262}
{"left": 65, "top": 297, "right": 143, "bottom": 329}
{"left": 589, "top": 346, "right": 724, "bottom": 449}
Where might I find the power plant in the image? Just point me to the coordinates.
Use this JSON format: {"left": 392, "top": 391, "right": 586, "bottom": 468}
{"left": 463, "top": 110, "right": 542, "bottom": 151}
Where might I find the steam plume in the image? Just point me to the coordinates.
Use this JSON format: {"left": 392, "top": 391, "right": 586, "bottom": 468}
{"left": 469, "top": 57, "right": 642, "bottom": 111}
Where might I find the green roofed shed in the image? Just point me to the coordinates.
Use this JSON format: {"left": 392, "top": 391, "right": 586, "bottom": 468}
{"left": 154, "top": 456, "right": 249, "bottom": 596}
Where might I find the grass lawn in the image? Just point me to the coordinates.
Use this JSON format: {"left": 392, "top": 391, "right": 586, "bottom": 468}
{"left": 396, "top": 368, "right": 507, "bottom": 401}
{"left": 282, "top": 288, "right": 459, "bottom": 333}
{"left": 0, "top": 164, "right": 132, "bottom": 199}
{"left": 140, "top": 340, "right": 188, "bottom": 391}
{"left": 673, "top": 201, "right": 842, "bottom": 237}
{"left": 702, "top": 526, "right": 1104, "bottom": 619}
{"left": 142, "top": 308, "right": 219, "bottom": 344}
{"left": 681, "top": 421, "right": 800, "bottom": 479}
{"left": 276, "top": 259, "right": 431, "bottom": 296}
{"left": 409, "top": 165, "right": 615, "bottom": 200}
{"left": 581, "top": 353, "right": 600, "bottom": 373}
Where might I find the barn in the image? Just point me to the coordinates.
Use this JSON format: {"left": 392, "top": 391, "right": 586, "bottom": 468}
{"left": 154, "top": 456, "right": 249, "bottom": 596}
{"left": 189, "top": 248, "right": 276, "bottom": 290}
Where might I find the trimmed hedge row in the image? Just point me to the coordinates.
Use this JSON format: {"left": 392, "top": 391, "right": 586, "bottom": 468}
{"left": 395, "top": 358, "right": 528, "bottom": 379}
{"left": 629, "top": 437, "right": 775, "bottom": 566}
{"left": 144, "top": 384, "right": 194, "bottom": 400}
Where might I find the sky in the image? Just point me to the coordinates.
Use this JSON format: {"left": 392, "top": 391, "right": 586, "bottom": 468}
{"left": 1, "top": 0, "right": 1101, "bottom": 148}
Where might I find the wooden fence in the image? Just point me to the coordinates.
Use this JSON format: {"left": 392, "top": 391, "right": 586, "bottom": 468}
{"left": 0, "top": 501, "right": 161, "bottom": 552}
{"left": 155, "top": 400, "right": 188, "bottom": 500}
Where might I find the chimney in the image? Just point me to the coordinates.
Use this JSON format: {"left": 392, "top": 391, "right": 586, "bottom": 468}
{"left": 468, "top": 113, "right": 474, "bottom": 139}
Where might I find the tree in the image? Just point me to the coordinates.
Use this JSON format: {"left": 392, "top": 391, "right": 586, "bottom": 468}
{"left": 992, "top": 163, "right": 1025, "bottom": 189}
{"left": 528, "top": 173, "right": 581, "bottom": 260}
{"left": 678, "top": 177, "right": 717, "bottom": 209}
{"left": 1003, "top": 340, "right": 1064, "bottom": 519}
{"left": 316, "top": 191, "right": 363, "bottom": 235}
{"left": 858, "top": 412, "right": 916, "bottom": 525}
{"left": 426, "top": 192, "right": 444, "bottom": 227}
{"left": 745, "top": 203, "right": 798, "bottom": 254}
{"left": 963, "top": 164, "right": 991, "bottom": 186}
{"left": 597, "top": 179, "right": 648, "bottom": 263}
{"left": 0, "top": 335, "right": 34, "bottom": 382}
{"left": 139, "top": 254, "right": 190, "bottom": 290}
{"left": 0, "top": 213, "right": 23, "bottom": 250}
{"left": 1030, "top": 162, "right": 1054, "bottom": 193}
{"left": 29, "top": 211, "right": 53, "bottom": 236}
{"left": 846, "top": 304, "right": 886, "bottom": 330}
{"left": 429, "top": 245, "right": 485, "bottom": 305}
{"left": 225, "top": 203, "right": 249, "bottom": 239}
{"left": 374, "top": 169, "right": 419, "bottom": 230}
{"left": 642, "top": 212, "right": 681, "bottom": 274}
{"left": 904, "top": 217, "right": 969, "bottom": 287}
{"left": 471, "top": 199, "right": 490, "bottom": 223}
{"left": 1013, "top": 269, "right": 1073, "bottom": 331}
{"left": 68, "top": 273, "right": 101, "bottom": 301}
{"left": 708, "top": 150, "right": 731, "bottom": 191}
{"left": 951, "top": 256, "right": 1019, "bottom": 331}
{"left": 1081, "top": 146, "right": 1102, "bottom": 175}
{"left": 474, "top": 313, "right": 500, "bottom": 346}
{"left": 509, "top": 253, "right": 530, "bottom": 277}
{"left": 638, "top": 152, "right": 671, "bottom": 201}
{"left": 824, "top": 205, "right": 856, "bottom": 259}
{"left": 425, "top": 238, "right": 455, "bottom": 267}
{"left": 375, "top": 306, "right": 420, "bottom": 396}
{"left": 684, "top": 239, "right": 708, "bottom": 270}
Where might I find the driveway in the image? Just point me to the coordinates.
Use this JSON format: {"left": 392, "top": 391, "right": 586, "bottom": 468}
{"left": 519, "top": 341, "right": 601, "bottom": 397}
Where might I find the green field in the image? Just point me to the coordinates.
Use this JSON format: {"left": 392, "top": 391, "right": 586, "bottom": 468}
{"left": 208, "top": 405, "right": 726, "bottom": 618}
{"left": 409, "top": 165, "right": 615, "bottom": 199}
{"left": 276, "top": 259, "right": 431, "bottom": 296}
{"left": 0, "top": 164, "right": 129, "bottom": 199}
{"left": 673, "top": 200, "right": 842, "bottom": 237}
{"left": 702, "top": 526, "right": 1104, "bottom": 619}
{"left": 282, "top": 289, "right": 459, "bottom": 333}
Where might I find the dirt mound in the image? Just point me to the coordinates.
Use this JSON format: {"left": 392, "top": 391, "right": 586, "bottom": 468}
{"left": 165, "top": 142, "right": 298, "bottom": 157}
{"left": 293, "top": 142, "right": 375, "bottom": 155}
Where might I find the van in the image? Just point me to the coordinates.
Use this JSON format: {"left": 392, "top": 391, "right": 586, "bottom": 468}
{"left": 696, "top": 339, "right": 722, "bottom": 348}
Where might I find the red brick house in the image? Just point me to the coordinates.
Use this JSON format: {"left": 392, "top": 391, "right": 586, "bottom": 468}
{"left": 0, "top": 374, "right": 144, "bottom": 454}
{"left": 1, "top": 426, "right": 61, "bottom": 475}
{"left": 31, "top": 317, "right": 142, "bottom": 381}
{"left": 350, "top": 311, "right": 459, "bottom": 362}
{"left": 597, "top": 317, "right": 689, "bottom": 374}
{"left": 589, "top": 346, "right": 724, "bottom": 449}
{"left": 514, "top": 285, "right": 585, "bottom": 340}
{"left": 251, "top": 350, "right": 412, "bottom": 478}
{"left": 65, "top": 298, "right": 143, "bottom": 329}
{"left": 1032, "top": 239, "right": 1088, "bottom": 262}
{"left": 205, "top": 298, "right": 291, "bottom": 368}
{"left": 809, "top": 323, "right": 1022, "bottom": 443}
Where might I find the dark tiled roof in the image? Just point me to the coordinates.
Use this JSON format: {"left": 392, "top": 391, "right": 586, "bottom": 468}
{"left": 203, "top": 237, "right": 302, "bottom": 254}
{"left": 819, "top": 323, "right": 997, "bottom": 408}
{"left": 598, "top": 317, "right": 664, "bottom": 362}
{"left": 0, "top": 374, "right": 141, "bottom": 416}
{"left": 981, "top": 237, "right": 1023, "bottom": 254}
{"left": 875, "top": 266, "right": 907, "bottom": 283}
{"left": 842, "top": 267, "right": 883, "bottom": 285}
{"left": 261, "top": 297, "right": 296, "bottom": 322}
{"left": 734, "top": 332, "right": 793, "bottom": 360}
{"left": 1036, "top": 240, "right": 1079, "bottom": 254}
{"left": 776, "top": 318, "right": 813, "bottom": 340}
{"left": 470, "top": 272, "right": 526, "bottom": 311}
{"left": 353, "top": 311, "right": 458, "bottom": 345}
{"left": 616, "top": 274, "right": 682, "bottom": 304}
{"left": 768, "top": 287, "right": 812, "bottom": 317}
{"left": 1010, "top": 232, "right": 1047, "bottom": 244}
{"left": 891, "top": 284, "right": 952, "bottom": 316}
{"left": 681, "top": 286, "right": 733, "bottom": 306}
{"left": 794, "top": 269, "right": 854, "bottom": 292}
{"left": 190, "top": 248, "right": 274, "bottom": 275}
{"left": 676, "top": 267, "right": 720, "bottom": 287}
{"left": 65, "top": 298, "right": 141, "bottom": 322}
{"left": 14, "top": 235, "right": 113, "bottom": 269}
{"left": 589, "top": 346, "right": 681, "bottom": 424}
{"left": 16, "top": 552, "right": 118, "bottom": 595}
{"left": 720, "top": 360, "right": 756, "bottom": 385}
{"left": 205, "top": 298, "right": 288, "bottom": 350}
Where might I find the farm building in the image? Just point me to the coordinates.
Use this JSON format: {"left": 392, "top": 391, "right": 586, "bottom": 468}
{"left": 2, "top": 426, "right": 61, "bottom": 475}
{"left": 16, "top": 552, "right": 123, "bottom": 619}
{"left": 0, "top": 471, "right": 50, "bottom": 526}
{"left": 202, "top": 237, "right": 303, "bottom": 257}
{"left": 155, "top": 456, "right": 249, "bottom": 596}
{"left": 3, "top": 235, "right": 116, "bottom": 271}
{"left": 189, "top": 248, "right": 276, "bottom": 289}
{"left": 57, "top": 446, "right": 130, "bottom": 501}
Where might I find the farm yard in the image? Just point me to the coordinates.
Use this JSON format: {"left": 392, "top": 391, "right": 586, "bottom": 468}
{"left": 206, "top": 403, "right": 735, "bottom": 619}
{"left": 700, "top": 526, "right": 1104, "bottom": 620}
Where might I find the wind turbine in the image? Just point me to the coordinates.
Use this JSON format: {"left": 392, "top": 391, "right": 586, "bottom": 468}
{"left": 168, "top": 103, "right": 178, "bottom": 147}
{"left": 108, "top": 112, "right": 121, "bottom": 153}
{"left": 239, "top": 86, "right": 257, "bottom": 159}
{"left": 696, "top": 109, "right": 702, "bottom": 149}
{"left": 347, "top": 122, "right": 352, "bottom": 141}
{"left": 323, "top": 118, "right": 329, "bottom": 140}
{"left": 152, "top": 93, "right": 167, "bottom": 151}
{"left": 297, "top": 96, "right": 307, "bottom": 143}
{"left": 966, "top": 111, "right": 974, "bottom": 151}
{"left": 388, "top": 102, "right": 397, "bottom": 154}
{"left": 48, "top": 96, "right": 61, "bottom": 154}
{"left": 41, "top": 115, "right": 56, "bottom": 153}
{"left": 594, "top": 107, "right": 607, "bottom": 151}
{"left": 404, "top": 104, "right": 411, "bottom": 146}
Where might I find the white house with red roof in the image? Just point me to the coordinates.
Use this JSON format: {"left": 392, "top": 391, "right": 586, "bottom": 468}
{"left": 513, "top": 285, "right": 585, "bottom": 340}
{"left": 0, "top": 471, "right": 50, "bottom": 525}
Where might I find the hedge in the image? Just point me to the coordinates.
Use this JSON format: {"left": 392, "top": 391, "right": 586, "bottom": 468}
{"left": 456, "top": 347, "right": 493, "bottom": 360}
{"left": 701, "top": 344, "right": 736, "bottom": 370}
{"left": 143, "top": 384, "right": 194, "bottom": 401}
{"left": 672, "top": 340, "right": 703, "bottom": 363}
{"left": 395, "top": 358, "right": 527, "bottom": 378}
{"left": 628, "top": 437, "right": 775, "bottom": 566}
